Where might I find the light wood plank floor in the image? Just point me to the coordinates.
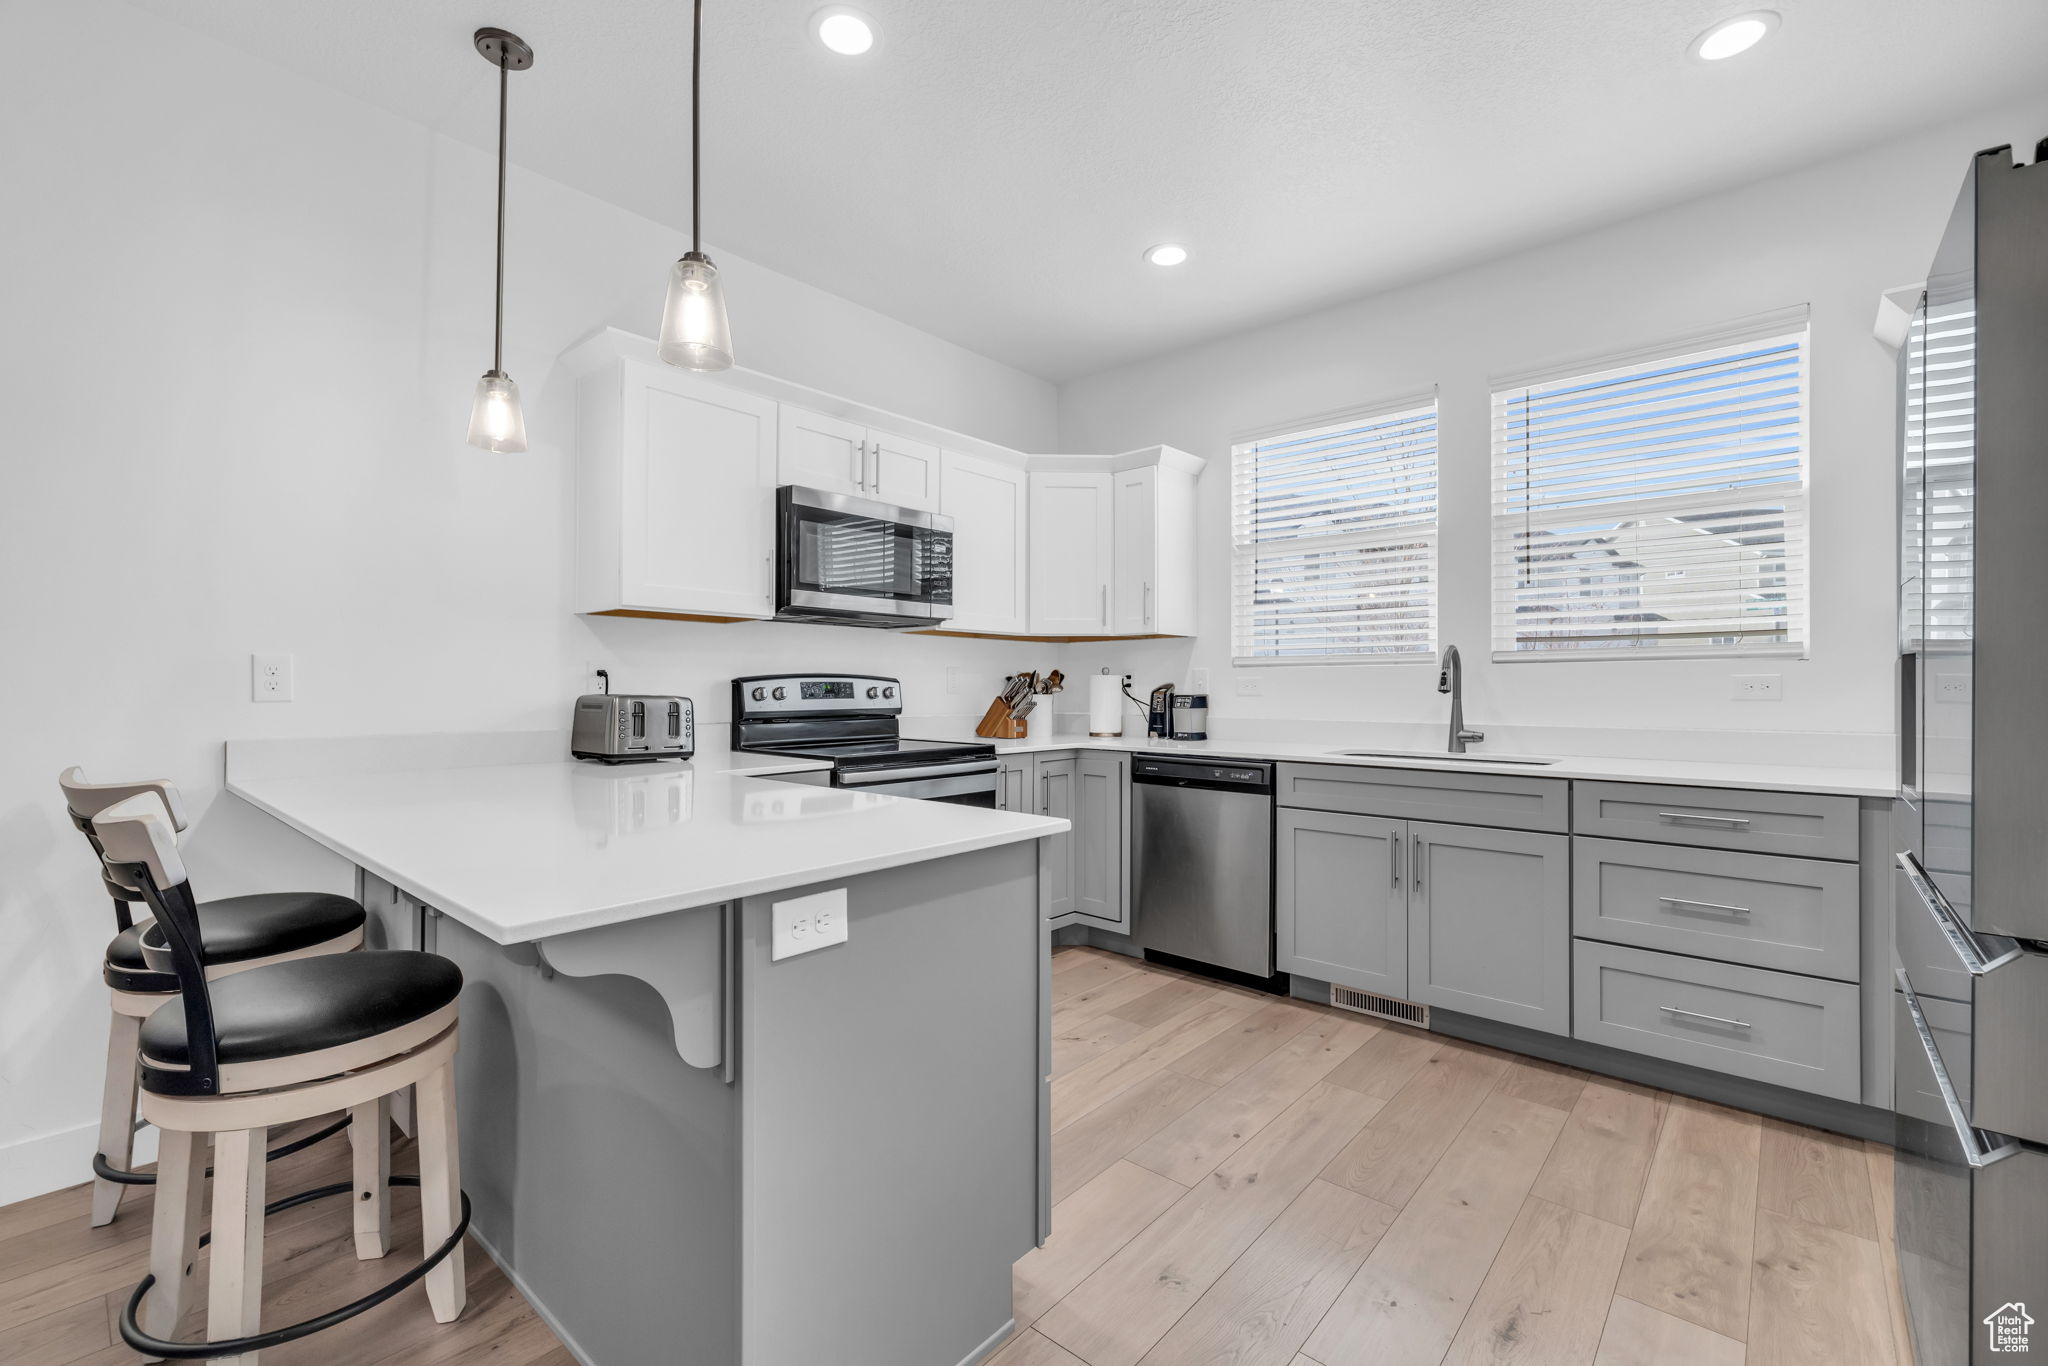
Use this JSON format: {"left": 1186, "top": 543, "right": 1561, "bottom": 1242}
{"left": 0, "top": 1120, "right": 570, "bottom": 1366}
{"left": 0, "top": 950, "right": 1918, "bottom": 1366}
{"left": 1004, "top": 947, "right": 1916, "bottom": 1366}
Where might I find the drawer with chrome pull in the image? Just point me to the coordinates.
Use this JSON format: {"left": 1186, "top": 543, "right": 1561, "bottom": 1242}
{"left": 1572, "top": 781, "right": 1860, "bottom": 861}
{"left": 1572, "top": 836, "right": 1859, "bottom": 980}
{"left": 1572, "top": 940, "right": 1861, "bottom": 1101}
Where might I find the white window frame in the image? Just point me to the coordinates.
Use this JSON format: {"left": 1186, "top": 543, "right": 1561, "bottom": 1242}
{"left": 1488, "top": 308, "right": 1811, "bottom": 662}
{"left": 1230, "top": 394, "right": 1439, "bottom": 666}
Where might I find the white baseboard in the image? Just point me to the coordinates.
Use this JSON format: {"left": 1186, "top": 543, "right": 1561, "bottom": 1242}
{"left": 0, "top": 1120, "right": 160, "bottom": 1210}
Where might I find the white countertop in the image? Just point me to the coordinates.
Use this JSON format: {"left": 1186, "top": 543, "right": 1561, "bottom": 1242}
{"left": 225, "top": 734, "right": 1067, "bottom": 946}
{"left": 958, "top": 731, "right": 1895, "bottom": 799}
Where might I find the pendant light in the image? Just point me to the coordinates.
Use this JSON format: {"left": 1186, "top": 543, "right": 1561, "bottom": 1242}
{"left": 657, "top": 0, "right": 734, "bottom": 370}
{"left": 466, "top": 27, "right": 534, "bottom": 452}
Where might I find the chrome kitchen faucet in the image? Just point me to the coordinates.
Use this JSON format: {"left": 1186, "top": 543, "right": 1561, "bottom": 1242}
{"left": 1438, "top": 644, "right": 1485, "bottom": 754}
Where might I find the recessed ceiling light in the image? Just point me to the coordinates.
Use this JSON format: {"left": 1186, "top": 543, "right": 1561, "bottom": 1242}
{"left": 1689, "top": 10, "right": 1778, "bottom": 61}
{"left": 1145, "top": 243, "right": 1189, "bottom": 267}
{"left": 813, "top": 7, "right": 877, "bottom": 56}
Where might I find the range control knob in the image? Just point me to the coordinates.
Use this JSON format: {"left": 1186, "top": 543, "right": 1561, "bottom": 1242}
{"left": 882, "top": 686, "right": 896, "bottom": 699}
{"left": 772, "top": 687, "right": 787, "bottom": 701}
{"left": 750, "top": 687, "right": 766, "bottom": 701}
{"left": 866, "top": 686, "right": 880, "bottom": 698}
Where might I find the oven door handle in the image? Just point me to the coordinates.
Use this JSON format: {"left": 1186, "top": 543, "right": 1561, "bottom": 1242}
{"left": 1896, "top": 969, "right": 2023, "bottom": 1169}
{"left": 1895, "top": 851, "right": 2025, "bottom": 976}
{"left": 837, "top": 758, "right": 1001, "bottom": 786}
{"left": 842, "top": 771, "right": 999, "bottom": 801}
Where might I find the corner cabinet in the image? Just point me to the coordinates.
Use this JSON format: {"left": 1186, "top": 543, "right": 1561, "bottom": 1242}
{"left": 1028, "top": 448, "right": 1203, "bottom": 638}
{"left": 1037, "top": 756, "right": 1077, "bottom": 922}
{"left": 566, "top": 332, "right": 777, "bottom": 621}
{"left": 1027, "top": 750, "right": 1129, "bottom": 933}
{"left": 1028, "top": 473, "right": 1114, "bottom": 634}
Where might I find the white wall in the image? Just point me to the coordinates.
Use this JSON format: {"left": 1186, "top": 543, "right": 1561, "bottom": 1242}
{"left": 1055, "top": 96, "right": 2048, "bottom": 765}
{"left": 0, "top": 1, "right": 1060, "bottom": 1202}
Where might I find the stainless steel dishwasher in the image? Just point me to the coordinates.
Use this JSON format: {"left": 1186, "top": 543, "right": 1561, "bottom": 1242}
{"left": 1130, "top": 756, "right": 1276, "bottom": 980}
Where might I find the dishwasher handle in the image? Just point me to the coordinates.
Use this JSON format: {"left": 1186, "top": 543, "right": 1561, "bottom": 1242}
{"left": 1130, "top": 757, "right": 1273, "bottom": 793}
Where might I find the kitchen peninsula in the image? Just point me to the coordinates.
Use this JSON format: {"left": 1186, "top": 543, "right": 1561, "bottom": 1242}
{"left": 225, "top": 731, "right": 1067, "bottom": 1366}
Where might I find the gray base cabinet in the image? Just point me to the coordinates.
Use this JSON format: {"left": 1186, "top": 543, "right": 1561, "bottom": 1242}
{"left": 1032, "top": 750, "right": 1128, "bottom": 933}
{"left": 1407, "top": 821, "right": 1572, "bottom": 1036}
{"left": 1038, "top": 756, "right": 1077, "bottom": 922}
{"left": 1275, "top": 809, "right": 1406, "bottom": 996}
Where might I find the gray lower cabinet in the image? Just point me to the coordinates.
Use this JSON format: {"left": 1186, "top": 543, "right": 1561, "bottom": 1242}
{"left": 1573, "top": 939, "right": 1861, "bottom": 1101}
{"left": 1038, "top": 756, "right": 1076, "bottom": 922}
{"left": 996, "top": 753, "right": 1033, "bottom": 813}
{"left": 1275, "top": 808, "right": 1407, "bottom": 996}
{"left": 1407, "top": 821, "right": 1572, "bottom": 1036}
{"left": 1073, "top": 751, "right": 1129, "bottom": 931}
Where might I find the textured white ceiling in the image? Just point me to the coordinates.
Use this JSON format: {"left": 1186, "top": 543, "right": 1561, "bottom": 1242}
{"left": 129, "top": 0, "right": 2048, "bottom": 381}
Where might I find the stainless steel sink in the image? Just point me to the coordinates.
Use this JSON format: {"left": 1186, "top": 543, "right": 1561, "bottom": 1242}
{"left": 1331, "top": 749, "right": 1558, "bottom": 766}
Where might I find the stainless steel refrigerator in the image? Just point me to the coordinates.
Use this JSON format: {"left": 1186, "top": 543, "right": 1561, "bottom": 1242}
{"left": 1894, "top": 140, "right": 2048, "bottom": 1366}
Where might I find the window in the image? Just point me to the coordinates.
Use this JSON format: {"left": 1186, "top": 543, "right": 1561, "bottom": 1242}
{"left": 1231, "top": 399, "right": 1438, "bottom": 661}
{"left": 1903, "top": 295, "right": 1975, "bottom": 649}
{"left": 1491, "top": 318, "right": 1809, "bottom": 658}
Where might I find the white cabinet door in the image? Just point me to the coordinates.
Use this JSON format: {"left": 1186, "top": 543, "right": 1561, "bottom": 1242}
{"left": 777, "top": 405, "right": 866, "bottom": 497}
{"left": 940, "top": 451, "right": 1028, "bottom": 634}
{"left": 1028, "top": 472, "right": 1114, "bottom": 635}
{"left": 869, "top": 430, "right": 941, "bottom": 512}
{"left": 618, "top": 369, "right": 777, "bottom": 618}
{"left": 1112, "top": 467, "right": 1157, "bottom": 635}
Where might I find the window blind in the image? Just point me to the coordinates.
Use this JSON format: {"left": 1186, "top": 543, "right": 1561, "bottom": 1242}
{"left": 1231, "top": 401, "right": 1438, "bottom": 661}
{"left": 1904, "top": 298, "right": 1975, "bottom": 648}
{"left": 1490, "top": 328, "right": 1809, "bottom": 659}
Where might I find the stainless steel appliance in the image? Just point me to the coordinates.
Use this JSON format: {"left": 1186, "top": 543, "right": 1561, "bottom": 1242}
{"left": 730, "top": 673, "right": 997, "bottom": 806}
{"left": 1130, "top": 757, "right": 1279, "bottom": 983}
{"left": 1893, "top": 141, "right": 2048, "bottom": 1366}
{"left": 1169, "top": 693, "right": 1208, "bottom": 741}
{"left": 775, "top": 486, "right": 954, "bottom": 628}
{"left": 570, "top": 691, "right": 694, "bottom": 763}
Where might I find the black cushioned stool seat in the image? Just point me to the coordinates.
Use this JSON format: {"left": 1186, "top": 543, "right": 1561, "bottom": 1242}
{"left": 103, "top": 892, "right": 367, "bottom": 992}
{"left": 139, "top": 950, "right": 462, "bottom": 1082}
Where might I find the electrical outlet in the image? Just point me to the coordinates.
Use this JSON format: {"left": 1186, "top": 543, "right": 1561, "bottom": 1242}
{"left": 1936, "top": 675, "right": 1967, "bottom": 702}
{"left": 771, "top": 888, "right": 848, "bottom": 961}
{"left": 251, "top": 653, "right": 294, "bottom": 703}
{"left": 1235, "top": 675, "right": 1263, "bottom": 698}
{"left": 585, "top": 661, "right": 612, "bottom": 695}
{"left": 1732, "top": 674, "right": 1782, "bottom": 701}
{"left": 1187, "top": 668, "right": 1210, "bottom": 693}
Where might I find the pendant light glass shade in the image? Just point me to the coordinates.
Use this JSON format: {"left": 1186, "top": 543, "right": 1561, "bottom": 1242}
{"left": 467, "top": 371, "right": 528, "bottom": 452}
{"left": 658, "top": 251, "right": 734, "bottom": 371}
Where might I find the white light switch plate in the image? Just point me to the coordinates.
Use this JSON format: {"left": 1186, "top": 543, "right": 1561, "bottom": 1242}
{"left": 771, "top": 888, "right": 848, "bottom": 961}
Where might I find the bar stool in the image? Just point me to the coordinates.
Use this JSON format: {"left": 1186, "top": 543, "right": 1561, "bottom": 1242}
{"left": 91, "top": 792, "right": 470, "bottom": 1363}
{"left": 60, "top": 768, "right": 369, "bottom": 1228}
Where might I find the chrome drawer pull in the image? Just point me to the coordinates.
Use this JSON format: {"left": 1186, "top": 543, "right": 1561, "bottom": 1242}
{"left": 1658, "top": 1004, "right": 1750, "bottom": 1030}
{"left": 1657, "top": 810, "right": 1751, "bottom": 829}
{"left": 1657, "top": 896, "right": 1752, "bottom": 917}
{"left": 1897, "top": 970, "right": 2022, "bottom": 1169}
{"left": 1894, "top": 852, "right": 2024, "bottom": 976}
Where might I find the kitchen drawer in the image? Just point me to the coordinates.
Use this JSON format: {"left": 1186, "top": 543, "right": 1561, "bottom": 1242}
{"left": 1573, "top": 941, "right": 1861, "bottom": 1102}
{"left": 1276, "top": 762, "right": 1568, "bottom": 833}
{"left": 1572, "top": 836, "right": 1860, "bottom": 981}
{"left": 1573, "top": 781, "right": 1859, "bottom": 861}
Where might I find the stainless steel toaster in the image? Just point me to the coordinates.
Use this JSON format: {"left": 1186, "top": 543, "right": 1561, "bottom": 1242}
{"left": 571, "top": 693, "right": 694, "bottom": 763}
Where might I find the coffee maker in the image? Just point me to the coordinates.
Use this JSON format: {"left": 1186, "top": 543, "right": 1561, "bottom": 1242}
{"left": 1146, "top": 683, "right": 1176, "bottom": 738}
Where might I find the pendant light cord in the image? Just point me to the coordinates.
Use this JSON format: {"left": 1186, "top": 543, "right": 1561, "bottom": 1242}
{"left": 493, "top": 57, "right": 509, "bottom": 374}
{"left": 691, "top": 0, "right": 703, "bottom": 255}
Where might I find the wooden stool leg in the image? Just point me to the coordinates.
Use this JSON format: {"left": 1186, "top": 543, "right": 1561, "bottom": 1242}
{"left": 142, "top": 1128, "right": 206, "bottom": 1346}
{"left": 91, "top": 1007, "right": 143, "bottom": 1227}
{"left": 207, "top": 1128, "right": 268, "bottom": 1366}
{"left": 349, "top": 1097, "right": 391, "bottom": 1259}
{"left": 415, "top": 1063, "right": 465, "bottom": 1323}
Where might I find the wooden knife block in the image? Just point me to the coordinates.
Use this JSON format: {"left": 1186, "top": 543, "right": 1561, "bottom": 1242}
{"left": 975, "top": 696, "right": 1028, "bottom": 739}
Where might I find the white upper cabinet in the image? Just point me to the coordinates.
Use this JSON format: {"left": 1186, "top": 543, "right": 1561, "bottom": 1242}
{"left": 568, "top": 334, "right": 777, "bottom": 620}
{"left": 940, "top": 451, "right": 1028, "bottom": 634}
{"left": 1029, "top": 470, "right": 1116, "bottom": 635}
{"left": 1112, "top": 467, "right": 1157, "bottom": 635}
{"left": 1117, "top": 449, "right": 1200, "bottom": 637}
{"left": 778, "top": 404, "right": 941, "bottom": 513}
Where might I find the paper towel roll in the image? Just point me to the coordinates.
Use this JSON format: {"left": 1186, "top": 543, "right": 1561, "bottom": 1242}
{"left": 1088, "top": 672, "right": 1124, "bottom": 737}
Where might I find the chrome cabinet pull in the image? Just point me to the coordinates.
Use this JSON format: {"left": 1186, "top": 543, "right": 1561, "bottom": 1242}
{"left": 1895, "top": 851, "right": 2024, "bottom": 975}
{"left": 1391, "top": 835, "right": 1402, "bottom": 888}
{"left": 1412, "top": 835, "right": 1423, "bottom": 892}
{"left": 1143, "top": 581, "right": 1152, "bottom": 627}
{"left": 1657, "top": 896, "right": 1752, "bottom": 918}
{"left": 849, "top": 440, "right": 864, "bottom": 489}
{"left": 1657, "top": 810, "right": 1751, "bottom": 829}
{"left": 1658, "top": 1004, "right": 1751, "bottom": 1030}
{"left": 1897, "top": 969, "right": 2022, "bottom": 1169}
{"left": 1100, "top": 584, "right": 1108, "bottom": 627}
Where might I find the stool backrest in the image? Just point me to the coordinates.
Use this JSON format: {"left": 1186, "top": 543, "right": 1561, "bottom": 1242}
{"left": 58, "top": 768, "right": 191, "bottom": 933}
{"left": 90, "top": 794, "right": 220, "bottom": 1095}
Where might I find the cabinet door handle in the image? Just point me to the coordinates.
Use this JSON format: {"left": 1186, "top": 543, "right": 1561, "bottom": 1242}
{"left": 1041, "top": 772, "right": 1049, "bottom": 812}
{"left": 1100, "top": 584, "right": 1108, "bottom": 628}
{"left": 1657, "top": 810, "right": 1750, "bottom": 829}
{"left": 1391, "top": 835, "right": 1402, "bottom": 888}
{"left": 1658, "top": 1004, "right": 1750, "bottom": 1031}
{"left": 1412, "top": 835, "right": 1423, "bottom": 891}
{"left": 849, "top": 440, "right": 864, "bottom": 489}
{"left": 1143, "top": 581, "right": 1152, "bottom": 627}
{"left": 865, "top": 440, "right": 878, "bottom": 492}
{"left": 1657, "top": 896, "right": 1752, "bottom": 918}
